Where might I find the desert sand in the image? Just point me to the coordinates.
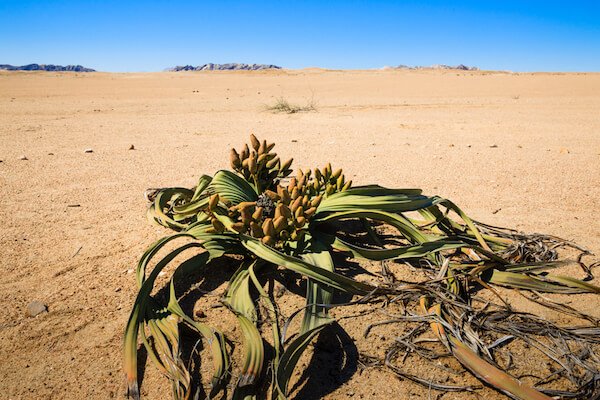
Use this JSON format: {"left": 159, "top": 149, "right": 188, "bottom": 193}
{"left": 1, "top": 69, "right": 599, "bottom": 399}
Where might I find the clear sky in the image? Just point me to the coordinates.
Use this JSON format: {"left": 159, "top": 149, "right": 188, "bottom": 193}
{"left": 1, "top": 0, "right": 599, "bottom": 72}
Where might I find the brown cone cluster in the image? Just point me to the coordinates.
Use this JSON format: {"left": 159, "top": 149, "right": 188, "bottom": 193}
{"left": 205, "top": 134, "right": 352, "bottom": 247}
{"left": 229, "top": 133, "right": 293, "bottom": 193}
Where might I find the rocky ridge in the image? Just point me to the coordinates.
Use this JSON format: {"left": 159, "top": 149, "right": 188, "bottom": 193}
{"left": 168, "top": 63, "right": 282, "bottom": 71}
{"left": 384, "top": 64, "right": 479, "bottom": 71}
{"left": 0, "top": 64, "right": 95, "bottom": 72}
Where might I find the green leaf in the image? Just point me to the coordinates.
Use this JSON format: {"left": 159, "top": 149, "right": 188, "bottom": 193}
{"left": 486, "top": 269, "right": 600, "bottom": 294}
{"left": 241, "top": 235, "right": 374, "bottom": 294}
{"left": 275, "top": 323, "right": 331, "bottom": 399}
{"left": 300, "top": 245, "right": 335, "bottom": 333}
{"left": 324, "top": 234, "right": 465, "bottom": 261}
{"left": 209, "top": 170, "right": 258, "bottom": 204}
{"left": 313, "top": 209, "right": 431, "bottom": 243}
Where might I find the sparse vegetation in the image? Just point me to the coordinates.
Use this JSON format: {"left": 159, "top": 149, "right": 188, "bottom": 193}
{"left": 125, "top": 134, "right": 600, "bottom": 400}
{"left": 264, "top": 96, "right": 316, "bottom": 114}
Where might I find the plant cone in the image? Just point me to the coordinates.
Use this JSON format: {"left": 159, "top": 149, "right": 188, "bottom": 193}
{"left": 310, "top": 195, "right": 322, "bottom": 208}
{"left": 290, "top": 187, "right": 299, "bottom": 200}
{"left": 261, "top": 235, "right": 275, "bottom": 246}
{"left": 211, "top": 218, "right": 225, "bottom": 233}
{"left": 336, "top": 175, "right": 345, "bottom": 190}
{"left": 250, "top": 134, "right": 260, "bottom": 150}
{"left": 241, "top": 143, "right": 250, "bottom": 159}
{"left": 301, "top": 195, "right": 309, "bottom": 208}
{"left": 264, "top": 190, "right": 280, "bottom": 201}
{"left": 273, "top": 216, "right": 287, "bottom": 233}
{"left": 258, "top": 139, "right": 267, "bottom": 154}
{"left": 262, "top": 218, "right": 275, "bottom": 237}
{"left": 231, "top": 222, "right": 246, "bottom": 233}
{"left": 314, "top": 168, "right": 323, "bottom": 181}
{"left": 288, "top": 178, "right": 297, "bottom": 191}
{"left": 280, "top": 158, "right": 293, "bottom": 171}
{"left": 250, "top": 221, "right": 263, "bottom": 237}
{"left": 291, "top": 197, "right": 302, "bottom": 212}
{"left": 248, "top": 153, "right": 257, "bottom": 174}
{"left": 208, "top": 194, "right": 220, "bottom": 211}
{"left": 230, "top": 149, "right": 241, "bottom": 169}
{"left": 266, "top": 156, "right": 280, "bottom": 170}
{"left": 304, "top": 207, "right": 317, "bottom": 218}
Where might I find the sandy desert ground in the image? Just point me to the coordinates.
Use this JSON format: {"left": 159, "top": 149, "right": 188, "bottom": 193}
{"left": 1, "top": 69, "right": 599, "bottom": 399}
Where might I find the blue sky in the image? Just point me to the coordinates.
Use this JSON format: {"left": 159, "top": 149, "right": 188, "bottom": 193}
{"left": 1, "top": 1, "right": 599, "bottom": 72}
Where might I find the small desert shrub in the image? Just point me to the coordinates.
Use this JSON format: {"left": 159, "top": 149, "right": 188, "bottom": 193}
{"left": 265, "top": 96, "right": 316, "bottom": 114}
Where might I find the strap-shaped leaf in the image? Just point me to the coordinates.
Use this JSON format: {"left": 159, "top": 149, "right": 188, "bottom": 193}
{"left": 209, "top": 170, "right": 258, "bottom": 204}
{"left": 486, "top": 269, "right": 600, "bottom": 294}
{"left": 313, "top": 209, "right": 431, "bottom": 244}
{"left": 275, "top": 322, "right": 331, "bottom": 399}
{"left": 241, "top": 235, "right": 374, "bottom": 294}
{"left": 300, "top": 246, "right": 335, "bottom": 333}
{"left": 317, "top": 190, "right": 441, "bottom": 214}
{"left": 324, "top": 234, "right": 465, "bottom": 261}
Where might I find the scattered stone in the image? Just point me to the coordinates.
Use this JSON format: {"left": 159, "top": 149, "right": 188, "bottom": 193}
{"left": 449, "top": 144, "right": 455, "bottom": 147}
{"left": 26, "top": 301, "right": 48, "bottom": 317}
{"left": 115, "top": 287, "right": 122, "bottom": 293}
{"left": 490, "top": 144, "right": 498, "bottom": 148}
{"left": 195, "top": 309, "right": 207, "bottom": 319}
{"left": 128, "top": 144, "right": 135, "bottom": 150}
{"left": 466, "top": 144, "right": 472, "bottom": 148}
{"left": 559, "top": 147, "right": 570, "bottom": 154}
{"left": 517, "top": 145, "right": 523, "bottom": 148}
{"left": 84, "top": 148, "right": 93, "bottom": 153}
{"left": 19, "top": 155, "right": 28, "bottom": 160}
{"left": 48, "top": 152, "right": 54, "bottom": 155}
{"left": 291, "top": 139, "right": 298, "bottom": 143}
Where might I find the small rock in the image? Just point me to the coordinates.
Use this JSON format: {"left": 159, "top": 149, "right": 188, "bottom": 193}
{"left": 559, "top": 147, "right": 570, "bottom": 154}
{"left": 517, "top": 145, "right": 522, "bottom": 149}
{"left": 466, "top": 144, "right": 472, "bottom": 148}
{"left": 26, "top": 301, "right": 48, "bottom": 317}
{"left": 489, "top": 144, "right": 498, "bottom": 148}
{"left": 84, "top": 148, "right": 93, "bottom": 153}
{"left": 448, "top": 144, "right": 454, "bottom": 147}
{"left": 195, "top": 309, "right": 207, "bottom": 319}
{"left": 128, "top": 144, "right": 135, "bottom": 150}
{"left": 19, "top": 155, "right": 28, "bottom": 160}
{"left": 114, "top": 287, "right": 122, "bottom": 293}
{"left": 48, "top": 152, "right": 54, "bottom": 155}
{"left": 291, "top": 139, "right": 298, "bottom": 143}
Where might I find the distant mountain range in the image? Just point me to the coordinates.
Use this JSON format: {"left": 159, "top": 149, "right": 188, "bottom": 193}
{"left": 384, "top": 64, "right": 478, "bottom": 71}
{"left": 0, "top": 64, "right": 95, "bottom": 72}
{"left": 167, "top": 63, "right": 282, "bottom": 71}
{"left": 0, "top": 62, "right": 478, "bottom": 73}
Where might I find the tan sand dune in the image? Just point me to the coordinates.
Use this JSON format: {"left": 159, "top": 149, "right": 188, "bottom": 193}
{"left": 1, "top": 69, "right": 599, "bottom": 399}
